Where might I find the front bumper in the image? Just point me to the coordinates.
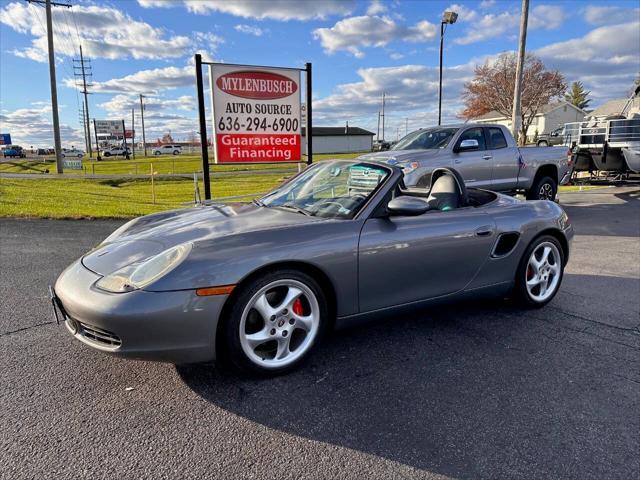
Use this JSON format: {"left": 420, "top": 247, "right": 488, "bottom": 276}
{"left": 54, "top": 260, "right": 228, "bottom": 364}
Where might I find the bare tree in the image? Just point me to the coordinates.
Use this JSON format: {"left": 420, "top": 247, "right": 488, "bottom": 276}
{"left": 461, "top": 53, "right": 566, "bottom": 144}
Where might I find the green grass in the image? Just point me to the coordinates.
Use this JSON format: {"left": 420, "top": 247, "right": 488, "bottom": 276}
{"left": 0, "top": 152, "right": 362, "bottom": 176}
{"left": 0, "top": 174, "right": 288, "bottom": 219}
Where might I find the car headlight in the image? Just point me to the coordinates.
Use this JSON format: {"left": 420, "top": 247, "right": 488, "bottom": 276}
{"left": 95, "top": 243, "right": 192, "bottom": 293}
{"left": 400, "top": 162, "right": 420, "bottom": 174}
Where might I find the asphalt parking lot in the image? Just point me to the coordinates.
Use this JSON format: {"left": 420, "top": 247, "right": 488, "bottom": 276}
{"left": 1, "top": 186, "right": 638, "bottom": 480}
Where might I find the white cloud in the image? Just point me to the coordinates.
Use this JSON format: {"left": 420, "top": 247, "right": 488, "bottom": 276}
{"left": 313, "top": 62, "right": 474, "bottom": 127}
{"left": 582, "top": 5, "right": 640, "bottom": 26}
{"left": 454, "top": 4, "right": 564, "bottom": 45}
{"left": 314, "top": 16, "right": 437, "bottom": 57}
{"left": 65, "top": 66, "right": 194, "bottom": 95}
{"left": 0, "top": 1, "right": 191, "bottom": 62}
{"left": 389, "top": 52, "right": 404, "bottom": 60}
{"left": 98, "top": 94, "right": 195, "bottom": 114}
{"left": 234, "top": 24, "right": 265, "bottom": 36}
{"left": 480, "top": 0, "right": 496, "bottom": 8}
{"left": 366, "top": 0, "right": 387, "bottom": 16}
{"left": 0, "top": 105, "right": 84, "bottom": 148}
{"left": 536, "top": 21, "right": 640, "bottom": 103}
{"left": 138, "top": 0, "right": 353, "bottom": 20}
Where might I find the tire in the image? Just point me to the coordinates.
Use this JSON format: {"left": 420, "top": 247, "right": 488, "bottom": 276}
{"left": 154, "top": 151, "right": 161, "bottom": 156}
{"left": 514, "top": 235, "right": 565, "bottom": 308}
{"left": 537, "top": 140, "right": 548, "bottom": 147}
{"left": 173, "top": 150, "right": 179, "bottom": 155}
{"left": 526, "top": 175, "right": 557, "bottom": 201}
{"left": 104, "top": 152, "right": 110, "bottom": 157}
{"left": 220, "top": 269, "right": 329, "bottom": 375}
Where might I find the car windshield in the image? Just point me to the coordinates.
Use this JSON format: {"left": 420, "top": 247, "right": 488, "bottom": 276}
{"left": 391, "top": 127, "right": 459, "bottom": 150}
{"left": 259, "top": 161, "right": 390, "bottom": 219}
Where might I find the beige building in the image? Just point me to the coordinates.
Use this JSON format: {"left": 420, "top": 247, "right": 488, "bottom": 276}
{"left": 475, "top": 101, "right": 586, "bottom": 142}
{"left": 588, "top": 96, "right": 640, "bottom": 118}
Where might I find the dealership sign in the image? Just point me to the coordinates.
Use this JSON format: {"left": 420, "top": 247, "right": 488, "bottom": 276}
{"left": 209, "top": 64, "right": 301, "bottom": 163}
{"left": 0, "top": 134, "right": 11, "bottom": 145}
{"left": 95, "top": 120, "right": 124, "bottom": 137}
{"left": 63, "top": 159, "right": 82, "bottom": 170}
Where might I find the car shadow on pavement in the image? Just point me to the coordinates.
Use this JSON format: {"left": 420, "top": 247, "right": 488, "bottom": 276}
{"left": 176, "top": 277, "right": 640, "bottom": 479}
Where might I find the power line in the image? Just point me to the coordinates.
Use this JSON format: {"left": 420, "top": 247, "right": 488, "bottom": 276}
{"left": 73, "top": 45, "right": 93, "bottom": 157}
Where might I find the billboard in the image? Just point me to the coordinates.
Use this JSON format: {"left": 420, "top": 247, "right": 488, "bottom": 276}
{"left": 0, "top": 134, "right": 11, "bottom": 145}
{"left": 209, "top": 64, "right": 301, "bottom": 163}
{"left": 95, "top": 120, "right": 124, "bottom": 138}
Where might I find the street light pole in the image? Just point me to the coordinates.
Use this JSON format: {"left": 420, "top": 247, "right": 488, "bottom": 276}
{"left": 438, "top": 11, "right": 458, "bottom": 126}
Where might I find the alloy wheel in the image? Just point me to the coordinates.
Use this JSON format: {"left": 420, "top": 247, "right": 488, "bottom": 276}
{"left": 526, "top": 241, "right": 561, "bottom": 302}
{"left": 538, "top": 183, "right": 554, "bottom": 200}
{"left": 239, "top": 279, "right": 320, "bottom": 369}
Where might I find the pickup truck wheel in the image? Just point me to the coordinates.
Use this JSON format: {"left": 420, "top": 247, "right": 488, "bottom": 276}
{"left": 537, "top": 140, "right": 548, "bottom": 147}
{"left": 103, "top": 152, "right": 110, "bottom": 157}
{"left": 527, "top": 176, "right": 557, "bottom": 201}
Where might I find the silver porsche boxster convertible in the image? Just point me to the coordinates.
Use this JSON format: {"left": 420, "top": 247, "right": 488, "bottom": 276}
{"left": 52, "top": 160, "right": 573, "bottom": 374}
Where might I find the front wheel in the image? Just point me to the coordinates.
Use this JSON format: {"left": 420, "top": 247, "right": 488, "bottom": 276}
{"left": 221, "top": 270, "right": 328, "bottom": 375}
{"left": 514, "top": 235, "right": 564, "bottom": 308}
{"left": 537, "top": 140, "right": 548, "bottom": 147}
{"left": 526, "top": 175, "right": 557, "bottom": 201}
{"left": 173, "top": 150, "right": 179, "bottom": 155}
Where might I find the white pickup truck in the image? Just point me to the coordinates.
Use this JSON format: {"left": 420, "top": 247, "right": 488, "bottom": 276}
{"left": 359, "top": 124, "right": 571, "bottom": 200}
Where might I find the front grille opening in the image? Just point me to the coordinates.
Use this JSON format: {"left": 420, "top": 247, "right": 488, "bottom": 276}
{"left": 78, "top": 322, "right": 122, "bottom": 348}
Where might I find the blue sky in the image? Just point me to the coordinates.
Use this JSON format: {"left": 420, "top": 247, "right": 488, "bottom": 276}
{"left": 1, "top": 0, "right": 639, "bottom": 146}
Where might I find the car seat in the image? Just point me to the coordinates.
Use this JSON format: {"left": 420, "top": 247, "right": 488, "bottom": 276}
{"left": 427, "top": 168, "right": 468, "bottom": 211}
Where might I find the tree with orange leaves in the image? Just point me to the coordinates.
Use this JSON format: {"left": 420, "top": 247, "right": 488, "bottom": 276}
{"left": 461, "top": 53, "right": 566, "bottom": 144}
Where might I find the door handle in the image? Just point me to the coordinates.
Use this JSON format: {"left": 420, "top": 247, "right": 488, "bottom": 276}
{"left": 475, "top": 226, "right": 494, "bottom": 237}
{"left": 482, "top": 155, "right": 492, "bottom": 160}
{"left": 454, "top": 158, "right": 462, "bottom": 164}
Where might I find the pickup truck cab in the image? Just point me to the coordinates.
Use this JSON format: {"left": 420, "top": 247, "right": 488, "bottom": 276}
{"left": 359, "top": 124, "right": 570, "bottom": 201}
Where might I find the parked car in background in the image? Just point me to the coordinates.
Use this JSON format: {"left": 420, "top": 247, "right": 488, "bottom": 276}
{"left": 61, "top": 148, "right": 84, "bottom": 158}
{"left": 152, "top": 145, "right": 183, "bottom": 155}
{"left": 373, "top": 140, "right": 391, "bottom": 152}
{"left": 359, "top": 124, "right": 571, "bottom": 201}
{"left": 536, "top": 127, "right": 565, "bottom": 147}
{"left": 101, "top": 146, "right": 130, "bottom": 157}
{"left": 36, "top": 148, "right": 49, "bottom": 155}
{"left": 2, "top": 145, "right": 26, "bottom": 158}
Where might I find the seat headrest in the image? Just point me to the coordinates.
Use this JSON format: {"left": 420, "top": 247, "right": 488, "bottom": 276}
{"left": 429, "top": 168, "right": 468, "bottom": 207}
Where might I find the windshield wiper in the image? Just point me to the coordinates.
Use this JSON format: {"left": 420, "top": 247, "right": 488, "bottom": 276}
{"left": 276, "top": 203, "right": 313, "bottom": 216}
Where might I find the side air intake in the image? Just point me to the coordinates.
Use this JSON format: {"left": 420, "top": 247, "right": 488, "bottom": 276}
{"left": 492, "top": 232, "right": 520, "bottom": 257}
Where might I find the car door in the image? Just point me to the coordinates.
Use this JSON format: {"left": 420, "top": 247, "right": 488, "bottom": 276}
{"left": 358, "top": 208, "right": 496, "bottom": 312}
{"left": 452, "top": 127, "right": 493, "bottom": 188}
{"left": 486, "top": 126, "right": 521, "bottom": 191}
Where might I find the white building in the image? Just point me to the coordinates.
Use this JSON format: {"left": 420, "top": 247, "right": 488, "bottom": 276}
{"left": 475, "top": 101, "right": 586, "bottom": 142}
{"left": 301, "top": 127, "right": 374, "bottom": 154}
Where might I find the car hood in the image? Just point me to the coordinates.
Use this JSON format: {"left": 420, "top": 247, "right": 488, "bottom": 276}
{"left": 358, "top": 149, "right": 442, "bottom": 164}
{"left": 82, "top": 203, "right": 324, "bottom": 275}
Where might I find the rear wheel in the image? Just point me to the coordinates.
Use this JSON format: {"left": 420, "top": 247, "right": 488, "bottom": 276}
{"left": 514, "top": 235, "right": 564, "bottom": 308}
{"left": 221, "top": 270, "right": 328, "bottom": 375}
{"left": 526, "top": 175, "right": 557, "bottom": 201}
{"left": 537, "top": 140, "right": 548, "bottom": 147}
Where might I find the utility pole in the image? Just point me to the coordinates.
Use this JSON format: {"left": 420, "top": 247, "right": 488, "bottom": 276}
{"left": 131, "top": 108, "right": 135, "bottom": 159}
{"left": 381, "top": 92, "right": 386, "bottom": 142}
{"left": 139, "top": 94, "right": 147, "bottom": 157}
{"left": 29, "top": 0, "right": 72, "bottom": 173}
{"left": 511, "top": 0, "right": 529, "bottom": 145}
{"left": 80, "top": 100, "right": 88, "bottom": 153}
{"left": 74, "top": 45, "right": 93, "bottom": 157}
{"left": 438, "top": 11, "right": 458, "bottom": 126}
{"left": 376, "top": 111, "right": 380, "bottom": 141}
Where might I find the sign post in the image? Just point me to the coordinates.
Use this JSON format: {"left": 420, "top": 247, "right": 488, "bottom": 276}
{"left": 195, "top": 56, "right": 311, "bottom": 200}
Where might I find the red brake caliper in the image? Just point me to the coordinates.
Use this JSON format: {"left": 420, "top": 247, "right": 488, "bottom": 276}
{"left": 292, "top": 298, "right": 304, "bottom": 316}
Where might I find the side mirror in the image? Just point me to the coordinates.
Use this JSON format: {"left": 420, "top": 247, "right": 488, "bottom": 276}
{"left": 387, "top": 196, "right": 430, "bottom": 216}
{"left": 454, "top": 138, "right": 479, "bottom": 152}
